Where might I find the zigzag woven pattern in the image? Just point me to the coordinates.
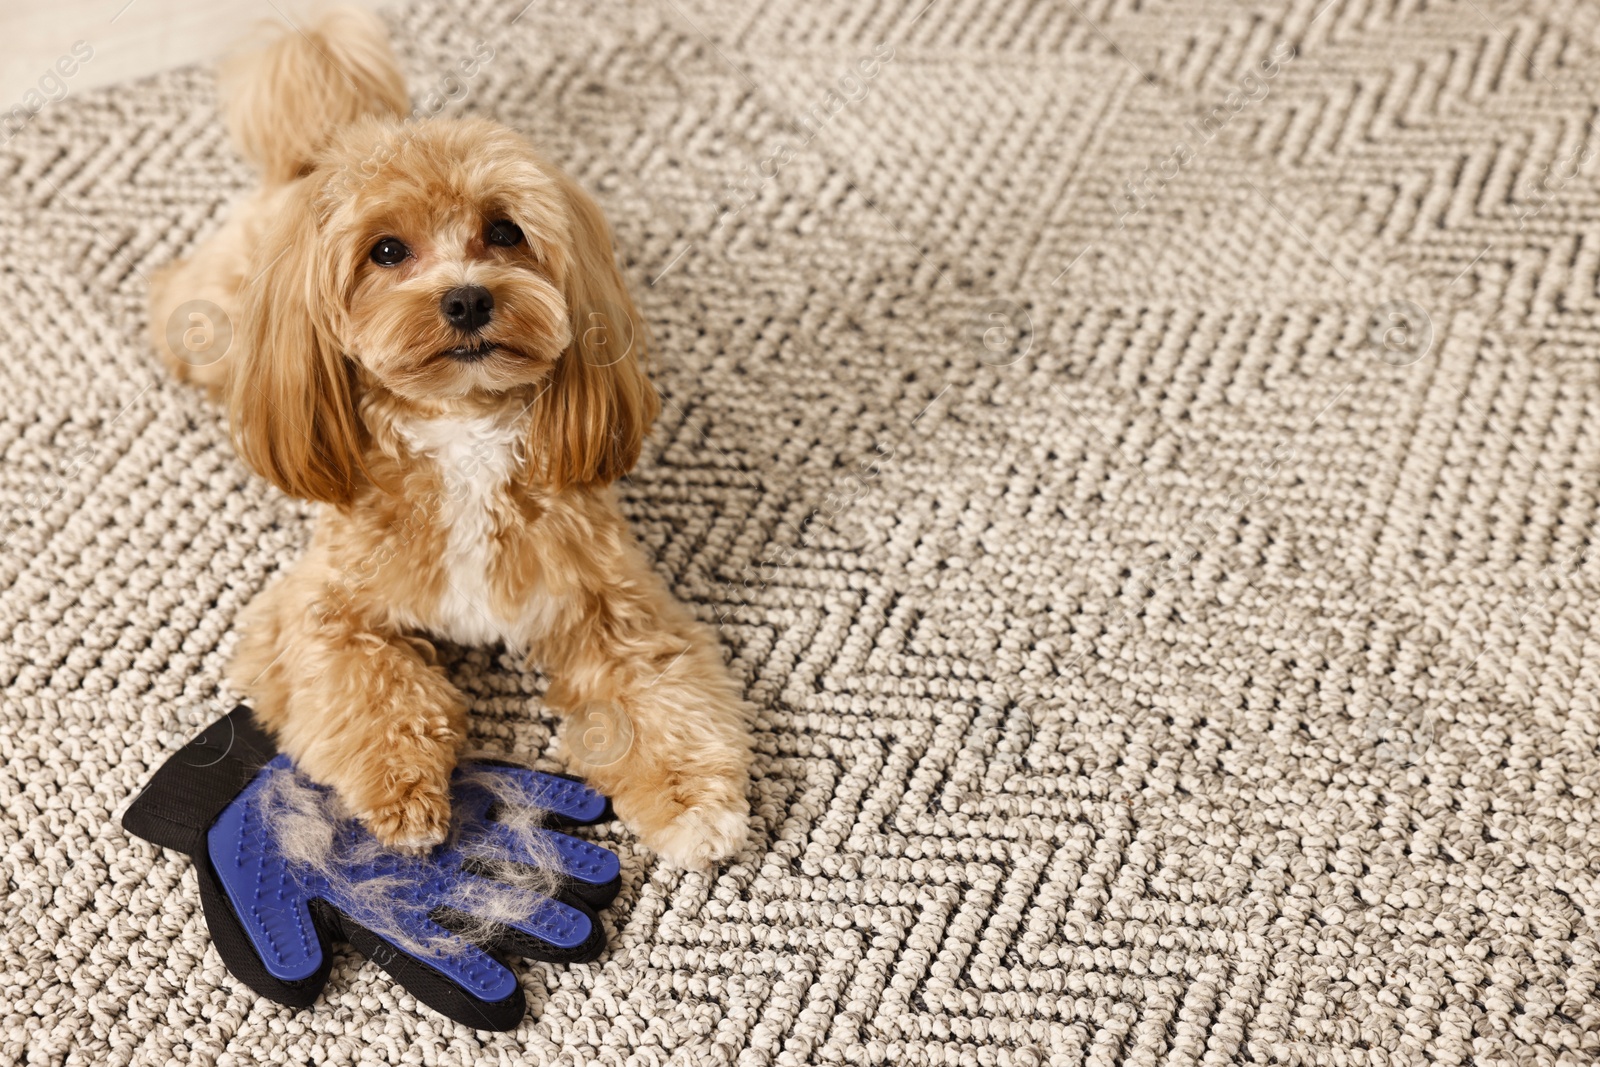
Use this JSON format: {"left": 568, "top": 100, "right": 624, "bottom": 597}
{"left": 5, "top": 0, "right": 1600, "bottom": 1062}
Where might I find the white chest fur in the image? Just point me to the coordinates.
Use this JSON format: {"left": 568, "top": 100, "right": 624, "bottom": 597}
{"left": 394, "top": 412, "right": 527, "bottom": 647}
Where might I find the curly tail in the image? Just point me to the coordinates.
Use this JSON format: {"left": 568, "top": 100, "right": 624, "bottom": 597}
{"left": 218, "top": 6, "right": 408, "bottom": 185}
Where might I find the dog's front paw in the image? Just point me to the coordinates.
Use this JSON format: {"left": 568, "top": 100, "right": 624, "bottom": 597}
{"left": 616, "top": 776, "right": 749, "bottom": 870}
{"left": 650, "top": 796, "right": 750, "bottom": 870}
{"left": 358, "top": 781, "right": 452, "bottom": 853}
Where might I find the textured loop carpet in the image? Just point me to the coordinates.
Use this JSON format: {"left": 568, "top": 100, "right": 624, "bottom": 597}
{"left": 5, "top": 0, "right": 1600, "bottom": 1062}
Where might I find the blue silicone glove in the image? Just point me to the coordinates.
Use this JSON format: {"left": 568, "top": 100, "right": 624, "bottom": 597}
{"left": 123, "top": 706, "right": 621, "bottom": 1031}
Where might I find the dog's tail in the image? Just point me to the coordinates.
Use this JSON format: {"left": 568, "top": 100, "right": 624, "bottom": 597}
{"left": 219, "top": 6, "right": 408, "bottom": 185}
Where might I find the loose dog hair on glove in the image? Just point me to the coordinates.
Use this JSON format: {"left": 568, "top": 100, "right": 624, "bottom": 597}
{"left": 121, "top": 705, "right": 625, "bottom": 1031}
{"left": 254, "top": 762, "right": 568, "bottom": 957}
{"left": 150, "top": 7, "right": 752, "bottom": 869}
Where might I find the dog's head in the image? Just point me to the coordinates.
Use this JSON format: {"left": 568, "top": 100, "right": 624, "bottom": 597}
{"left": 230, "top": 116, "right": 657, "bottom": 505}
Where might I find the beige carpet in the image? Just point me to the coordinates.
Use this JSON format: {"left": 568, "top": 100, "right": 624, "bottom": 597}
{"left": 5, "top": 0, "right": 1600, "bottom": 1062}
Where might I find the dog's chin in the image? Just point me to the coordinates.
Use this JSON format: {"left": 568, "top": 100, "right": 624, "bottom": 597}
{"left": 446, "top": 347, "right": 555, "bottom": 393}
{"left": 430, "top": 340, "right": 550, "bottom": 377}
{"left": 374, "top": 342, "right": 556, "bottom": 402}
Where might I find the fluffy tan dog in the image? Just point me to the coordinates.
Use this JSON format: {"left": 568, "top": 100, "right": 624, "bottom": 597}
{"left": 150, "top": 8, "right": 751, "bottom": 868}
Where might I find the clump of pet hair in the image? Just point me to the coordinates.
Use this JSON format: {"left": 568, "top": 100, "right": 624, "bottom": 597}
{"left": 252, "top": 761, "right": 567, "bottom": 960}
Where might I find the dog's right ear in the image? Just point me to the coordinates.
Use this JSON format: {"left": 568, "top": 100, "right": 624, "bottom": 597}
{"left": 228, "top": 186, "right": 366, "bottom": 507}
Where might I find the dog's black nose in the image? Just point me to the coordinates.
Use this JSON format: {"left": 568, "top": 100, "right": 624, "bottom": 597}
{"left": 441, "top": 285, "right": 494, "bottom": 333}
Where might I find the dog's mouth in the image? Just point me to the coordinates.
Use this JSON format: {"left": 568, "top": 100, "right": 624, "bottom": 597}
{"left": 440, "top": 342, "right": 501, "bottom": 363}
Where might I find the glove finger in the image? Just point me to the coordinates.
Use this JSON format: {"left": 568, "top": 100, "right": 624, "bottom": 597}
{"left": 204, "top": 770, "right": 328, "bottom": 995}
{"left": 194, "top": 847, "right": 330, "bottom": 1009}
{"left": 432, "top": 894, "right": 606, "bottom": 965}
{"left": 460, "top": 827, "right": 621, "bottom": 910}
{"left": 456, "top": 763, "right": 611, "bottom": 826}
{"left": 330, "top": 905, "right": 526, "bottom": 1032}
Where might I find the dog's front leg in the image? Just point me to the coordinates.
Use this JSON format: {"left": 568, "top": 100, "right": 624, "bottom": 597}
{"left": 230, "top": 561, "right": 468, "bottom": 851}
{"left": 537, "top": 572, "right": 752, "bottom": 870}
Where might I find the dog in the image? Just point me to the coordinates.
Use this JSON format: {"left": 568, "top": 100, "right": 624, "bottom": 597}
{"left": 149, "top": 8, "right": 751, "bottom": 869}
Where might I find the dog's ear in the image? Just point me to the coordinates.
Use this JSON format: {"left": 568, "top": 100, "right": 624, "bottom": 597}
{"left": 528, "top": 172, "right": 659, "bottom": 489}
{"left": 228, "top": 186, "right": 366, "bottom": 507}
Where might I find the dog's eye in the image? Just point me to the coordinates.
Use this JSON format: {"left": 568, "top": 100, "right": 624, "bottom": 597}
{"left": 485, "top": 219, "right": 524, "bottom": 247}
{"left": 370, "top": 237, "right": 410, "bottom": 266}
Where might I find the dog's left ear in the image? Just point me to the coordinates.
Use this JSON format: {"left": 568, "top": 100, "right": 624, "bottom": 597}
{"left": 529, "top": 172, "right": 660, "bottom": 489}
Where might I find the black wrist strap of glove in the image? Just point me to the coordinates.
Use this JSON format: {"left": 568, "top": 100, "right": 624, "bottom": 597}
{"left": 123, "top": 705, "right": 277, "bottom": 854}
